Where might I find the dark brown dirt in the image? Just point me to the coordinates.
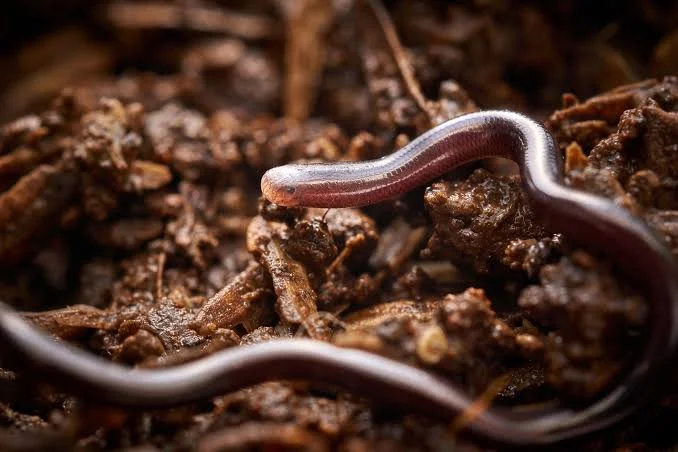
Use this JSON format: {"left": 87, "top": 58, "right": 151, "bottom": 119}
{"left": 1, "top": 1, "right": 677, "bottom": 450}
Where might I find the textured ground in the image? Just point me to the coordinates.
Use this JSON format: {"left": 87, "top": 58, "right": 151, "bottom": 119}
{"left": 1, "top": 1, "right": 678, "bottom": 450}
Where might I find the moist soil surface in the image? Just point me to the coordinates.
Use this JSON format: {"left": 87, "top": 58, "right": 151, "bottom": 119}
{"left": 1, "top": 1, "right": 678, "bottom": 450}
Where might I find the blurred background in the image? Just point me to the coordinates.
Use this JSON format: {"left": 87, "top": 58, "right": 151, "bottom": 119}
{"left": 1, "top": 2, "right": 678, "bottom": 451}
{"left": 1, "top": 0, "right": 677, "bottom": 124}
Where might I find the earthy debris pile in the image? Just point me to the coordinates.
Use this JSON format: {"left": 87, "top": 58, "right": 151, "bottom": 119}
{"left": 1, "top": 0, "right": 678, "bottom": 450}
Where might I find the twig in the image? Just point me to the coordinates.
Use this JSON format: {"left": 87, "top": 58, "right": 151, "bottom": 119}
{"left": 450, "top": 373, "right": 511, "bottom": 434}
{"left": 107, "top": 1, "right": 281, "bottom": 40}
{"left": 361, "top": 0, "right": 433, "bottom": 125}
{"left": 155, "top": 252, "right": 166, "bottom": 302}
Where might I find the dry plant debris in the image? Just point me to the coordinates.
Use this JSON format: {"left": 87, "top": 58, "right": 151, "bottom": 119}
{"left": 0, "top": 0, "right": 677, "bottom": 450}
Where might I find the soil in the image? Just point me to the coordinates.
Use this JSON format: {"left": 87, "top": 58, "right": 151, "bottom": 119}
{"left": 0, "top": 0, "right": 677, "bottom": 450}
